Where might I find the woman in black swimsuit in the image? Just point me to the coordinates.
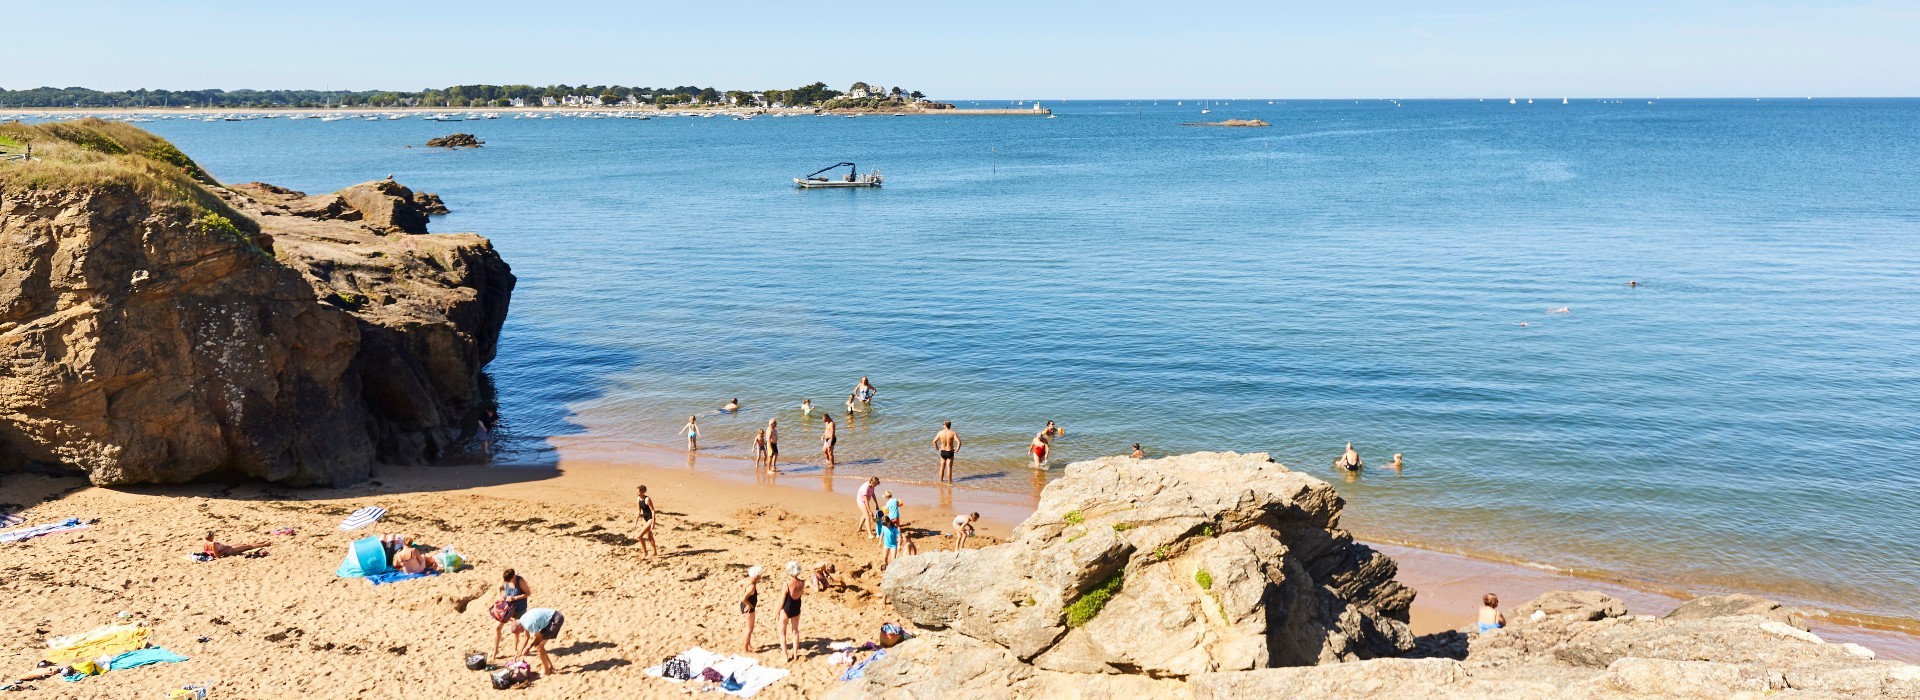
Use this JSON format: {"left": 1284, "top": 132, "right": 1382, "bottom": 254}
{"left": 635, "top": 485, "right": 659, "bottom": 558}
{"left": 778, "top": 561, "right": 806, "bottom": 661}
{"left": 740, "top": 565, "right": 762, "bottom": 653}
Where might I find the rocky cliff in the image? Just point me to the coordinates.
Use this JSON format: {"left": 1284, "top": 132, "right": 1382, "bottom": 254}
{"left": 0, "top": 119, "right": 512, "bottom": 486}
{"left": 833, "top": 452, "right": 1920, "bottom": 699}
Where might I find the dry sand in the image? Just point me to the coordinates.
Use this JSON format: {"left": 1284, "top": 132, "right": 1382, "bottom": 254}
{"left": 6, "top": 446, "right": 1915, "bottom": 697}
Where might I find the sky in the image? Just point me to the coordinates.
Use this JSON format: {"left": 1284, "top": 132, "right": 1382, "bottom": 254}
{"left": 9, "top": 1, "right": 1919, "bottom": 98}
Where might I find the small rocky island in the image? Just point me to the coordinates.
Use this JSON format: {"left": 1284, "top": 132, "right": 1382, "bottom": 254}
{"left": 0, "top": 119, "right": 512, "bottom": 486}
{"left": 1183, "top": 119, "right": 1271, "bottom": 127}
{"left": 425, "top": 133, "right": 483, "bottom": 148}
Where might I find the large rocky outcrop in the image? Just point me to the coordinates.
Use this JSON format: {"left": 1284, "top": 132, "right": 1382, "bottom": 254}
{"left": 834, "top": 451, "right": 1920, "bottom": 699}
{"left": 0, "top": 119, "right": 511, "bottom": 485}
{"left": 841, "top": 452, "right": 1415, "bottom": 697}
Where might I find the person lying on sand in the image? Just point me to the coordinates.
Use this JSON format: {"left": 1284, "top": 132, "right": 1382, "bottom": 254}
{"left": 392, "top": 545, "right": 440, "bottom": 575}
{"left": 203, "top": 531, "right": 268, "bottom": 558}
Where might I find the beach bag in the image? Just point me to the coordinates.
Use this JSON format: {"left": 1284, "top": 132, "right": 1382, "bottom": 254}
{"left": 465, "top": 652, "right": 489, "bottom": 671}
{"left": 701, "top": 667, "right": 724, "bottom": 682}
{"left": 489, "top": 600, "right": 513, "bottom": 622}
{"left": 879, "top": 622, "right": 906, "bottom": 648}
{"left": 436, "top": 547, "right": 466, "bottom": 572}
{"left": 490, "top": 661, "right": 531, "bottom": 690}
{"left": 661, "top": 656, "right": 693, "bottom": 681}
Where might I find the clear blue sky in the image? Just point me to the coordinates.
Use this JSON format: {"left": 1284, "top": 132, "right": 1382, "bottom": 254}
{"left": 10, "top": 1, "right": 1917, "bottom": 98}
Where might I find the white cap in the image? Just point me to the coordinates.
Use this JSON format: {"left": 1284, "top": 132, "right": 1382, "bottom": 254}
{"left": 786, "top": 561, "right": 802, "bottom": 577}
{"left": 747, "top": 565, "right": 764, "bottom": 578}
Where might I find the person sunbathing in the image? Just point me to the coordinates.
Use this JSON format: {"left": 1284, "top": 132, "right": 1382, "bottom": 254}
{"left": 203, "top": 531, "right": 268, "bottom": 558}
{"left": 392, "top": 545, "right": 440, "bottom": 575}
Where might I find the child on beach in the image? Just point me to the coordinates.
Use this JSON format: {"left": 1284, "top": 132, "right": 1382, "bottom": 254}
{"left": 682, "top": 416, "right": 700, "bottom": 451}
{"left": 635, "top": 485, "right": 659, "bottom": 557}
{"left": 951, "top": 512, "right": 979, "bottom": 550}
{"left": 1478, "top": 594, "right": 1507, "bottom": 633}
{"left": 878, "top": 493, "right": 903, "bottom": 567}
{"left": 821, "top": 413, "right": 837, "bottom": 468}
{"left": 809, "top": 562, "right": 837, "bottom": 591}
{"left": 752, "top": 429, "right": 768, "bottom": 470}
{"left": 845, "top": 393, "right": 859, "bottom": 415}
{"left": 801, "top": 399, "right": 813, "bottom": 417}
{"left": 857, "top": 477, "right": 880, "bottom": 538}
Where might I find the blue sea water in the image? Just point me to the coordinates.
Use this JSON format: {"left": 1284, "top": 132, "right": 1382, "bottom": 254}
{"left": 104, "top": 99, "right": 1919, "bottom": 626}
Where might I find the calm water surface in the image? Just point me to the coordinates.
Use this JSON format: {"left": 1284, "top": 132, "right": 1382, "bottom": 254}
{"left": 112, "top": 99, "right": 1920, "bottom": 627}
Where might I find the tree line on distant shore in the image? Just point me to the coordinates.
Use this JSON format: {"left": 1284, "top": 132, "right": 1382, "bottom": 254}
{"left": 0, "top": 82, "right": 928, "bottom": 109}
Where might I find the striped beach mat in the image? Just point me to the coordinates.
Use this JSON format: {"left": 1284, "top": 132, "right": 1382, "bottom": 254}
{"left": 338, "top": 507, "right": 387, "bottom": 531}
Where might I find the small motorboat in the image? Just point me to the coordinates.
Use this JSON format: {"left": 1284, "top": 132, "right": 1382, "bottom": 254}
{"left": 794, "top": 162, "right": 882, "bottom": 188}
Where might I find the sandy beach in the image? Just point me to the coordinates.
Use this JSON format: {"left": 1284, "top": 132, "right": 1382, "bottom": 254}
{"left": 6, "top": 443, "right": 1915, "bottom": 698}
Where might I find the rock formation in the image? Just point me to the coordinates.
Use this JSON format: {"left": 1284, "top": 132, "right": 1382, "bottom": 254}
{"left": 833, "top": 452, "right": 1920, "bottom": 699}
{"left": 840, "top": 452, "right": 1415, "bottom": 696}
{"left": 424, "top": 133, "right": 483, "bottom": 149}
{"left": 0, "top": 119, "right": 511, "bottom": 486}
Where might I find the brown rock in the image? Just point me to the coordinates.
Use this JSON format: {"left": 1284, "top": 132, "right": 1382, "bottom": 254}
{"left": 1665, "top": 593, "right": 1806, "bottom": 630}
{"left": 425, "top": 133, "right": 483, "bottom": 149}
{"left": 335, "top": 178, "right": 431, "bottom": 234}
{"left": 0, "top": 120, "right": 512, "bottom": 485}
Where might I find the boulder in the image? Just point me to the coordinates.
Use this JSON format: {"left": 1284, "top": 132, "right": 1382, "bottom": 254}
{"left": 0, "top": 121, "right": 511, "bottom": 485}
{"left": 881, "top": 452, "right": 1414, "bottom": 680}
{"left": 412, "top": 191, "right": 449, "bottom": 215}
{"left": 425, "top": 133, "right": 483, "bottom": 149}
{"left": 336, "top": 178, "right": 431, "bottom": 234}
{"left": 1665, "top": 593, "right": 1806, "bottom": 630}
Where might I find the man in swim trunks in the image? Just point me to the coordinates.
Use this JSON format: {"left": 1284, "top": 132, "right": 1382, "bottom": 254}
{"left": 765, "top": 418, "right": 780, "bottom": 472}
{"left": 932, "top": 421, "right": 961, "bottom": 482}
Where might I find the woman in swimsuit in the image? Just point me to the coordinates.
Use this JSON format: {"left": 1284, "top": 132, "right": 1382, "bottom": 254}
{"left": 1030, "top": 431, "right": 1051, "bottom": 469}
{"left": 682, "top": 415, "right": 700, "bottom": 451}
{"left": 635, "top": 485, "right": 659, "bottom": 558}
{"left": 779, "top": 561, "right": 806, "bottom": 661}
{"left": 202, "top": 531, "right": 269, "bottom": 559}
{"left": 740, "top": 565, "right": 763, "bottom": 653}
{"left": 821, "top": 413, "right": 837, "bottom": 468}
{"left": 1478, "top": 593, "right": 1507, "bottom": 633}
{"left": 492, "top": 569, "right": 532, "bottom": 659}
{"left": 854, "top": 376, "right": 877, "bottom": 405}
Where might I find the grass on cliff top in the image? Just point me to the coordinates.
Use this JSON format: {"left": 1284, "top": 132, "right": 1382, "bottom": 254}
{"left": 0, "top": 118, "right": 227, "bottom": 209}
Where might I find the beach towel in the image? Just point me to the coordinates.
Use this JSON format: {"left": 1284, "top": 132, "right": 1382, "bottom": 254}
{"left": 838, "top": 650, "right": 887, "bottom": 682}
{"left": 335, "top": 536, "right": 390, "bottom": 578}
{"left": 644, "top": 649, "right": 787, "bottom": 698}
{"left": 107, "top": 647, "right": 188, "bottom": 670}
{"left": 0, "top": 513, "right": 23, "bottom": 527}
{"left": 644, "top": 647, "right": 726, "bottom": 681}
{"left": 365, "top": 569, "right": 438, "bottom": 586}
{"left": 45, "top": 624, "right": 149, "bottom": 664}
{"left": 338, "top": 506, "right": 386, "bottom": 531}
{"left": 1, "top": 518, "right": 89, "bottom": 544}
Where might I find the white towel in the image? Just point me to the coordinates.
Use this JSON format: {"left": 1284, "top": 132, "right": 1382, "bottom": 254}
{"left": 338, "top": 507, "right": 386, "bottom": 531}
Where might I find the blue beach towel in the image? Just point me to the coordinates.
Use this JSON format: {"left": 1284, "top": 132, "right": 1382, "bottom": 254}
{"left": 108, "top": 647, "right": 189, "bottom": 670}
{"left": 366, "top": 569, "right": 438, "bottom": 585}
{"left": 335, "top": 536, "right": 391, "bottom": 578}
{"left": 338, "top": 506, "right": 386, "bottom": 531}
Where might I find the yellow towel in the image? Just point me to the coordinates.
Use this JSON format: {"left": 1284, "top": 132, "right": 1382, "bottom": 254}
{"left": 45, "top": 624, "right": 149, "bottom": 664}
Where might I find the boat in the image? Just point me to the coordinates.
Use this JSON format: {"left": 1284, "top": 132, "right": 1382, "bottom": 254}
{"left": 794, "top": 162, "right": 883, "bottom": 189}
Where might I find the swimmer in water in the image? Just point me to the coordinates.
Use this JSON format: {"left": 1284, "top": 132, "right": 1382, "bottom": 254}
{"left": 801, "top": 399, "right": 813, "bottom": 417}
{"left": 1517, "top": 322, "right": 1530, "bottom": 327}
{"left": 1549, "top": 306, "right": 1570, "bottom": 314}
{"left": 1335, "top": 442, "right": 1363, "bottom": 471}
{"left": 1627, "top": 280, "right": 1640, "bottom": 288}
{"left": 1130, "top": 443, "right": 1145, "bottom": 459}
{"left": 1391, "top": 453, "right": 1403, "bottom": 470}
{"left": 723, "top": 398, "right": 740, "bottom": 413}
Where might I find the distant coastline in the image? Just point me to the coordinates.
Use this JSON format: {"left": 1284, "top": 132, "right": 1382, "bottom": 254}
{"left": 1, "top": 105, "right": 1051, "bottom": 117}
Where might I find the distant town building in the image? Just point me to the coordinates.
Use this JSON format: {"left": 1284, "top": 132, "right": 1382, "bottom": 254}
{"left": 540, "top": 96, "right": 557, "bottom": 107}
{"left": 509, "top": 97, "right": 527, "bottom": 107}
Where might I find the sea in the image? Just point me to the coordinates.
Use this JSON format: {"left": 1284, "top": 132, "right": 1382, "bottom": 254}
{"left": 69, "top": 98, "right": 1920, "bottom": 632}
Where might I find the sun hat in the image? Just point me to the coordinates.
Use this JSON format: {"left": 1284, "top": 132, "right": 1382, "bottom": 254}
{"left": 747, "top": 565, "right": 764, "bottom": 578}
{"left": 786, "top": 561, "right": 802, "bottom": 577}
